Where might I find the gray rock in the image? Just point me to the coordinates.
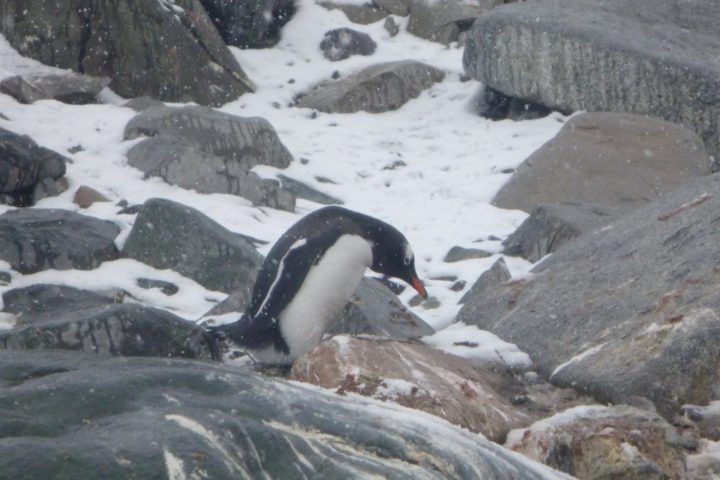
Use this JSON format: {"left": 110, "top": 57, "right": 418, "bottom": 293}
{"left": 32, "top": 176, "right": 69, "bottom": 203}
{"left": 297, "top": 60, "right": 445, "bottom": 114}
{"left": 121, "top": 96, "right": 165, "bottom": 112}
{"left": 25, "top": 72, "right": 110, "bottom": 104}
{"left": 0, "top": 302, "right": 214, "bottom": 358}
{"left": 444, "top": 246, "right": 492, "bottom": 262}
{"left": 0, "top": 0, "right": 254, "bottom": 106}
{"left": 458, "top": 172, "right": 720, "bottom": 416}
{"left": 502, "top": 203, "right": 617, "bottom": 262}
{"left": 124, "top": 106, "right": 293, "bottom": 169}
{"left": 2, "top": 284, "right": 117, "bottom": 325}
{"left": 317, "top": 1, "right": 391, "bottom": 24}
{"left": 376, "top": 0, "right": 412, "bottom": 16}
{"left": 459, "top": 257, "right": 511, "bottom": 304}
{"left": 328, "top": 277, "right": 435, "bottom": 340}
{"left": 408, "top": 0, "right": 497, "bottom": 45}
{"left": 136, "top": 278, "right": 179, "bottom": 296}
{"left": 122, "top": 198, "right": 262, "bottom": 295}
{"left": 277, "top": 174, "right": 343, "bottom": 205}
{"left": 0, "top": 209, "right": 120, "bottom": 274}
{"left": 384, "top": 16, "right": 401, "bottom": 36}
{"left": 463, "top": 0, "right": 720, "bottom": 159}
{"left": 199, "top": 0, "right": 295, "bottom": 48}
{"left": 0, "top": 349, "right": 569, "bottom": 479}
{"left": 493, "top": 112, "right": 713, "bottom": 214}
{"left": 474, "top": 86, "right": 552, "bottom": 121}
{"left": 126, "top": 137, "right": 295, "bottom": 211}
{"left": 320, "top": 28, "right": 377, "bottom": 62}
{"left": 0, "top": 76, "right": 44, "bottom": 104}
{"left": 72, "top": 185, "right": 111, "bottom": 209}
{"left": 0, "top": 126, "right": 68, "bottom": 206}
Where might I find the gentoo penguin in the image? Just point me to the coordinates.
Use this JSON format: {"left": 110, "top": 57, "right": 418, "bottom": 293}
{"left": 209, "top": 206, "right": 427, "bottom": 365}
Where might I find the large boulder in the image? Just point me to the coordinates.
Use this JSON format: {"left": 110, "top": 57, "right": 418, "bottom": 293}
{"left": 0, "top": 297, "right": 214, "bottom": 360}
{"left": 126, "top": 137, "right": 294, "bottom": 211}
{"left": 0, "top": 0, "right": 254, "bottom": 106}
{"left": 124, "top": 106, "right": 293, "bottom": 170}
{"left": 493, "top": 112, "right": 713, "bottom": 214}
{"left": 199, "top": 0, "right": 295, "bottom": 48}
{"left": 0, "top": 127, "right": 68, "bottom": 206}
{"left": 463, "top": 0, "right": 720, "bottom": 159}
{"left": 506, "top": 405, "right": 689, "bottom": 479}
{"left": 458, "top": 172, "right": 720, "bottom": 416}
{"left": 122, "top": 198, "right": 262, "bottom": 295}
{"left": 408, "top": 0, "right": 498, "bottom": 45}
{"left": 0, "top": 72, "right": 110, "bottom": 105}
{"left": 328, "top": 277, "right": 435, "bottom": 340}
{"left": 0, "top": 350, "right": 570, "bottom": 479}
{"left": 297, "top": 61, "right": 445, "bottom": 114}
{"left": 2, "top": 284, "right": 117, "bottom": 325}
{"left": 0, "top": 209, "right": 119, "bottom": 274}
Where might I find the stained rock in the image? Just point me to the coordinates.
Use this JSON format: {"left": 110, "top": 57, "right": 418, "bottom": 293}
{"left": 297, "top": 60, "right": 445, "bottom": 114}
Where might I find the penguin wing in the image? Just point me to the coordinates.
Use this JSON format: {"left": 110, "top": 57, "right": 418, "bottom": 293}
{"left": 247, "top": 228, "right": 341, "bottom": 329}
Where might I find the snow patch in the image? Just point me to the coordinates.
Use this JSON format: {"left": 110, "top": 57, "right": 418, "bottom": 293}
{"left": 551, "top": 343, "right": 605, "bottom": 379}
{"left": 163, "top": 448, "right": 186, "bottom": 480}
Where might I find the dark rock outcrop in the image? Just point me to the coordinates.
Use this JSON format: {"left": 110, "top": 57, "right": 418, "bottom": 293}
{"left": 122, "top": 198, "right": 262, "bottom": 295}
{"left": 0, "top": 0, "right": 255, "bottom": 106}
{"left": 0, "top": 209, "right": 119, "bottom": 274}
{"left": 459, "top": 173, "right": 720, "bottom": 416}
{"left": 297, "top": 61, "right": 445, "bottom": 113}
{"left": 463, "top": 0, "right": 720, "bottom": 158}
{"left": 493, "top": 113, "right": 713, "bottom": 214}
{"left": 199, "top": 0, "right": 295, "bottom": 48}
{"left": 320, "top": 28, "right": 377, "bottom": 62}
{"left": 0, "top": 350, "right": 569, "bottom": 479}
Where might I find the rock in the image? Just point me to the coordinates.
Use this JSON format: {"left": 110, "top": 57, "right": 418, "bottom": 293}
{"left": 493, "top": 113, "right": 713, "bottom": 214}
{"left": 459, "top": 257, "right": 511, "bottom": 304}
{"left": 474, "top": 86, "right": 552, "bottom": 121}
{"left": 384, "top": 16, "right": 400, "bottom": 37}
{"left": 277, "top": 174, "right": 343, "bottom": 205}
{"left": 506, "top": 405, "right": 688, "bottom": 479}
{"left": 126, "top": 137, "right": 295, "bottom": 211}
{"left": 682, "top": 402, "right": 720, "bottom": 441}
{"left": 0, "top": 73, "right": 110, "bottom": 104}
{"left": 686, "top": 440, "right": 720, "bottom": 480}
{"left": 463, "top": 0, "right": 720, "bottom": 158}
{"left": 0, "top": 301, "right": 214, "bottom": 359}
{"left": 458, "top": 173, "right": 720, "bottom": 416}
{"left": 121, "top": 96, "right": 165, "bottom": 112}
{"left": 0, "top": 350, "right": 569, "bottom": 479}
{"left": 327, "top": 277, "right": 434, "bottom": 340}
{"left": 0, "top": 126, "right": 68, "bottom": 206}
{"left": 320, "top": 28, "right": 377, "bottom": 62}
{"left": 32, "top": 176, "right": 69, "bottom": 203}
{"left": 136, "top": 278, "right": 179, "bottom": 296}
{"left": 502, "top": 203, "right": 616, "bottom": 263}
{"left": 73, "top": 185, "right": 111, "bottom": 209}
{"left": 199, "top": 0, "right": 295, "bottom": 48}
{"left": 317, "top": 1, "right": 391, "bottom": 24}
{"left": 290, "top": 335, "right": 530, "bottom": 442}
{"left": 408, "top": 0, "right": 497, "bottom": 45}
{"left": 0, "top": 209, "right": 120, "bottom": 274}
{"left": 376, "top": 0, "right": 412, "bottom": 16}
{"left": 297, "top": 61, "right": 445, "bottom": 114}
{"left": 444, "top": 245, "right": 492, "bottom": 262}
{"left": 202, "top": 288, "right": 249, "bottom": 318}
{"left": 122, "top": 198, "right": 262, "bottom": 295}
{"left": 0, "top": 0, "right": 254, "bottom": 106}
{"left": 124, "top": 106, "right": 292, "bottom": 170}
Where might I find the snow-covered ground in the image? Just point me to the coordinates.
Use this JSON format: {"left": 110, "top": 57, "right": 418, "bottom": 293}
{"left": 0, "top": 0, "right": 565, "bottom": 344}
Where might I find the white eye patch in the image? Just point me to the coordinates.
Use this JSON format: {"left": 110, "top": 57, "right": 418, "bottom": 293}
{"left": 403, "top": 243, "right": 414, "bottom": 266}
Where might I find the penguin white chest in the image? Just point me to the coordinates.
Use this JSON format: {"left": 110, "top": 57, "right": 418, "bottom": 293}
{"left": 280, "top": 234, "right": 373, "bottom": 359}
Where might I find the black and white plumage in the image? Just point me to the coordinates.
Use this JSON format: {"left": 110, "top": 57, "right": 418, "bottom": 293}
{"left": 209, "top": 206, "right": 427, "bottom": 365}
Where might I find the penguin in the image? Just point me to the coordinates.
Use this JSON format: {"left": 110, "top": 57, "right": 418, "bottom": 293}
{"left": 208, "top": 206, "right": 427, "bottom": 365}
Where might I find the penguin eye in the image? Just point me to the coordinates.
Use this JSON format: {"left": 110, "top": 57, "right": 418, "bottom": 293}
{"left": 403, "top": 254, "right": 412, "bottom": 266}
{"left": 403, "top": 244, "right": 414, "bottom": 266}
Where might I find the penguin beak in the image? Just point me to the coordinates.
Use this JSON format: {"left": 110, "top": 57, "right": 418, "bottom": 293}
{"left": 410, "top": 274, "right": 428, "bottom": 299}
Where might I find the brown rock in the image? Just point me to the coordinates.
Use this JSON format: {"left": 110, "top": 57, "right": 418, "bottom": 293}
{"left": 73, "top": 186, "right": 110, "bottom": 209}
{"left": 506, "top": 405, "right": 688, "bottom": 479}
{"left": 290, "top": 335, "right": 590, "bottom": 442}
{"left": 493, "top": 112, "right": 713, "bottom": 214}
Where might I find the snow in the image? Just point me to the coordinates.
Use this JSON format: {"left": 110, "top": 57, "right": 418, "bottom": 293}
{"left": 0, "top": 0, "right": 563, "bottom": 371}
{"left": 550, "top": 343, "right": 605, "bottom": 379}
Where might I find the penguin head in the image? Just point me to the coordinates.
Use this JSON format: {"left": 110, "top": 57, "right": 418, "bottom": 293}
{"left": 367, "top": 226, "right": 427, "bottom": 299}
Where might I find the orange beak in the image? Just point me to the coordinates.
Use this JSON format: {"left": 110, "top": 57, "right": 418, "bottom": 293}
{"left": 410, "top": 275, "right": 428, "bottom": 299}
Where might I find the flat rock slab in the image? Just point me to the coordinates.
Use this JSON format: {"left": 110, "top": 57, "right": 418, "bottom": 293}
{"left": 463, "top": 0, "right": 720, "bottom": 158}
{"left": 0, "top": 350, "right": 569, "bottom": 479}
{"left": 124, "top": 105, "right": 292, "bottom": 170}
{"left": 0, "top": 209, "right": 119, "bottom": 274}
{"left": 0, "top": 73, "right": 110, "bottom": 104}
{"left": 506, "top": 405, "right": 688, "bottom": 479}
{"left": 459, "top": 172, "right": 720, "bottom": 416}
{"left": 122, "top": 198, "right": 262, "bottom": 295}
{"left": 328, "top": 277, "right": 435, "bottom": 340}
{"left": 493, "top": 112, "right": 712, "bottom": 214}
{"left": 297, "top": 60, "right": 445, "bottom": 113}
{"left": 0, "top": 0, "right": 254, "bottom": 105}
